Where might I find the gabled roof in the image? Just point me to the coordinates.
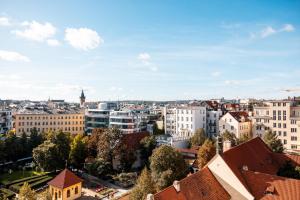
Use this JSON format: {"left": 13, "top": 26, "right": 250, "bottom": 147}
{"left": 221, "top": 137, "right": 281, "bottom": 192}
{"left": 228, "top": 111, "right": 250, "bottom": 122}
{"left": 241, "top": 170, "right": 300, "bottom": 200}
{"left": 153, "top": 167, "right": 230, "bottom": 200}
{"left": 48, "top": 169, "right": 83, "bottom": 189}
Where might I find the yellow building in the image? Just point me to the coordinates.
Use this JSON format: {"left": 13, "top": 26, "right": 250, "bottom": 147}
{"left": 48, "top": 169, "right": 83, "bottom": 200}
{"left": 15, "top": 111, "right": 84, "bottom": 136}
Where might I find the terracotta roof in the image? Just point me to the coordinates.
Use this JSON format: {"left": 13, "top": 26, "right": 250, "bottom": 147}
{"left": 48, "top": 169, "right": 83, "bottom": 189}
{"left": 272, "top": 153, "right": 300, "bottom": 167}
{"left": 176, "top": 148, "right": 198, "bottom": 155}
{"left": 121, "top": 131, "right": 149, "bottom": 151}
{"left": 228, "top": 111, "right": 250, "bottom": 122}
{"left": 222, "top": 137, "right": 281, "bottom": 192}
{"left": 153, "top": 167, "right": 230, "bottom": 200}
{"left": 241, "top": 170, "right": 300, "bottom": 200}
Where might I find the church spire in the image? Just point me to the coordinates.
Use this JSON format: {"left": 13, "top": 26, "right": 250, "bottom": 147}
{"left": 80, "top": 89, "right": 86, "bottom": 107}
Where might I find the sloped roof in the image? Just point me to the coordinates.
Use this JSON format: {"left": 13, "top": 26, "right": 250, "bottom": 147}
{"left": 241, "top": 170, "right": 300, "bottom": 200}
{"left": 121, "top": 131, "right": 149, "bottom": 151}
{"left": 48, "top": 169, "right": 83, "bottom": 189}
{"left": 153, "top": 167, "right": 230, "bottom": 200}
{"left": 221, "top": 137, "right": 282, "bottom": 192}
{"left": 228, "top": 111, "right": 250, "bottom": 122}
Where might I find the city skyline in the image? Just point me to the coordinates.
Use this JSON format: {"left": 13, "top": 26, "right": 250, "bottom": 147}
{"left": 1, "top": 0, "right": 300, "bottom": 101}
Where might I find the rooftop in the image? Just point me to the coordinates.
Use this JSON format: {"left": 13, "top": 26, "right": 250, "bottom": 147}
{"left": 48, "top": 169, "right": 83, "bottom": 189}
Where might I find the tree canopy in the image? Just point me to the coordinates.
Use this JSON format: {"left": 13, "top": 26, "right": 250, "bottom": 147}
{"left": 197, "top": 139, "right": 216, "bottom": 169}
{"left": 190, "top": 128, "right": 206, "bottom": 146}
{"left": 150, "top": 145, "right": 188, "bottom": 190}
{"left": 263, "top": 130, "right": 284, "bottom": 153}
{"left": 69, "top": 133, "right": 88, "bottom": 168}
{"left": 18, "top": 182, "right": 37, "bottom": 200}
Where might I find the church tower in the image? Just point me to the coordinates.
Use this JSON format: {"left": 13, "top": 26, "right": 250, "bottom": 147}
{"left": 80, "top": 90, "right": 86, "bottom": 107}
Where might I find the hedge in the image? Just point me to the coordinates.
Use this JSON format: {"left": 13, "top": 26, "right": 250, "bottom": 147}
{"left": 3, "top": 173, "right": 50, "bottom": 187}
{"left": 9, "top": 176, "right": 53, "bottom": 193}
{"left": 0, "top": 188, "right": 15, "bottom": 198}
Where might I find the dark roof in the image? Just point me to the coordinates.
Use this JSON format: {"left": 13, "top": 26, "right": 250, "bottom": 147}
{"left": 48, "top": 169, "right": 83, "bottom": 189}
{"left": 153, "top": 167, "right": 230, "bottom": 200}
{"left": 121, "top": 131, "right": 149, "bottom": 151}
{"left": 242, "top": 170, "right": 300, "bottom": 200}
{"left": 228, "top": 111, "right": 250, "bottom": 122}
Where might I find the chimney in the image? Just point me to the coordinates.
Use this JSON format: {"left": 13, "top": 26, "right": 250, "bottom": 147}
{"left": 242, "top": 165, "right": 248, "bottom": 171}
{"left": 223, "top": 140, "right": 232, "bottom": 152}
{"left": 173, "top": 180, "right": 180, "bottom": 192}
{"left": 146, "top": 194, "right": 154, "bottom": 200}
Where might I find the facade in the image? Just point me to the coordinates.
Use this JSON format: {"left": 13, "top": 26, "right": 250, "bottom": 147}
{"left": 0, "top": 110, "right": 12, "bottom": 134}
{"left": 164, "top": 107, "right": 177, "bottom": 135}
{"left": 175, "top": 106, "right": 206, "bottom": 138}
{"left": 219, "top": 111, "right": 252, "bottom": 138}
{"left": 153, "top": 137, "right": 300, "bottom": 200}
{"left": 252, "top": 99, "right": 300, "bottom": 151}
{"left": 48, "top": 169, "right": 83, "bottom": 200}
{"left": 15, "top": 111, "right": 84, "bottom": 135}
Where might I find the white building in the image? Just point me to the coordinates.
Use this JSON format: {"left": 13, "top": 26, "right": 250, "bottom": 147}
{"left": 164, "top": 106, "right": 207, "bottom": 138}
{"left": 85, "top": 103, "right": 110, "bottom": 134}
{"left": 0, "top": 110, "right": 12, "bottom": 134}
{"left": 219, "top": 111, "right": 252, "bottom": 138}
{"left": 252, "top": 98, "right": 300, "bottom": 151}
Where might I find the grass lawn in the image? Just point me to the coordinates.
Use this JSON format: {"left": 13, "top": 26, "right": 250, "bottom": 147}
{"left": 0, "top": 170, "right": 46, "bottom": 185}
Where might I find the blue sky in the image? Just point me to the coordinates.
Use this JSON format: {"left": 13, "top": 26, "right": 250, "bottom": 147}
{"left": 0, "top": 0, "right": 299, "bottom": 101}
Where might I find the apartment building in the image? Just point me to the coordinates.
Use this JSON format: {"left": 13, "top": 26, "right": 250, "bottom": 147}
{"left": 109, "top": 110, "right": 149, "bottom": 134}
{"left": 163, "top": 107, "right": 177, "bottom": 135}
{"left": 0, "top": 110, "right": 12, "bottom": 134}
{"left": 219, "top": 111, "right": 252, "bottom": 138}
{"left": 15, "top": 109, "right": 84, "bottom": 135}
{"left": 252, "top": 99, "right": 300, "bottom": 151}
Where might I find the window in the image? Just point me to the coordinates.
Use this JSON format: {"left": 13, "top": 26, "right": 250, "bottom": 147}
{"left": 231, "top": 126, "right": 234, "bottom": 130}
{"left": 75, "top": 186, "right": 78, "bottom": 194}
{"left": 278, "top": 131, "right": 281, "bottom": 136}
{"left": 59, "top": 191, "right": 61, "bottom": 198}
{"left": 284, "top": 139, "right": 287, "bottom": 144}
{"left": 283, "top": 131, "right": 287, "bottom": 136}
{"left": 67, "top": 190, "right": 70, "bottom": 197}
{"left": 273, "top": 123, "right": 276, "bottom": 128}
{"left": 283, "top": 123, "right": 286, "bottom": 128}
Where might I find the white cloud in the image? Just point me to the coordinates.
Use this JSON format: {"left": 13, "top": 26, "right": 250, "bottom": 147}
{"left": 0, "top": 17, "right": 10, "bottom": 26}
{"left": 138, "top": 53, "right": 151, "bottom": 61}
{"left": 109, "top": 86, "right": 123, "bottom": 91}
{"left": 0, "top": 50, "right": 30, "bottom": 62}
{"left": 261, "top": 26, "right": 276, "bottom": 38}
{"left": 260, "top": 24, "right": 295, "bottom": 38}
{"left": 281, "top": 24, "right": 295, "bottom": 32}
{"left": 13, "top": 21, "right": 56, "bottom": 42}
{"left": 224, "top": 80, "right": 240, "bottom": 85}
{"left": 47, "top": 39, "right": 60, "bottom": 46}
{"left": 211, "top": 71, "right": 221, "bottom": 77}
{"left": 64, "top": 28, "right": 103, "bottom": 51}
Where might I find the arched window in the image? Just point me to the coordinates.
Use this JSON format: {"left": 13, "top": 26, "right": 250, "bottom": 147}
{"left": 67, "top": 190, "right": 70, "bottom": 197}
{"left": 59, "top": 191, "right": 61, "bottom": 198}
{"left": 55, "top": 192, "right": 57, "bottom": 200}
{"left": 75, "top": 186, "right": 78, "bottom": 194}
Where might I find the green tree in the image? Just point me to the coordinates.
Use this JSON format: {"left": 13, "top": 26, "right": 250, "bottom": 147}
{"left": 130, "top": 168, "right": 156, "bottom": 200}
{"left": 32, "top": 141, "right": 57, "bottom": 171}
{"left": 277, "top": 161, "right": 300, "bottom": 179}
{"left": 0, "top": 140, "right": 6, "bottom": 163}
{"left": 4, "top": 131, "right": 22, "bottom": 161}
{"left": 190, "top": 128, "right": 206, "bottom": 146}
{"left": 140, "top": 136, "right": 157, "bottom": 166}
{"left": 29, "top": 128, "right": 43, "bottom": 149}
{"left": 197, "top": 139, "right": 216, "bottom": 169}
{"left": 150, "top": 145, "right": 188, "bottom": 190}
{"left": 20, "top": 132, "right": 29, "bottom": 157}
{"left": 153, "top": 122, "right": 164, "bottom": 135}
{"left": 18, "top": 182, "right": 37, "bottom": 200}
{"left": 69, "top": 133, "right": 88, "bottom": 168}
{"left": 237, "top": 134, "right": 251, "bottom": 145}
{"left": 221, "top": 130, "right": 237, "bottom": 146}
{"left": 263, "top": 130, "right": 284, "bottom": 153}
{"left": 49, "top": 131, "right": 71, "bottom": 168}
{"left": 87, "top": 128, "right": 105, "bottom": 157}
{"left": 96, "top": 127, "right": 122, "bottom": 165}
{"left": 88, "top": 159, "right": 112, "bottom": 177}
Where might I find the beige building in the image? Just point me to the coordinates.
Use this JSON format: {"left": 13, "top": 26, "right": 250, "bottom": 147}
{"left": 219, "top": 111, "right": 252, "bottom": 138}
{"left": 252, "top": 99, "right": 300, "bottom": 151}
{"left": 15, "top": 110, "right": 84, "bottom": 136}
{"left": 48, "top": 169, "right": 83, "bottom": 200}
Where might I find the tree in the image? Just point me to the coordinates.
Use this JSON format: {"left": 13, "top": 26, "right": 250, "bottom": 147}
{"left": 49, "top": 131, "right": 71, "bottom": 168}
{"left": 237, "top": 134, "right": 251, "bottom": 145}
{"left": 197, "top": 139, "right": 216, "bottom": 169}
{"left": 140, "top": 136, "right": 157, "bottom": 166}
{"left": 153, "top": 122, "right": 164, "bottom": 135}
{"left": 130, "top": 168, "right": 156, "bottom": 200}
{"left": 20, "top": 132, "right": 29, "bottom": 157}
{"left": 87, "top": 159, "right": 112, "bottom": 177}
{"left": 150, "top": 145, "right": 188, "bottom": 190}
{"left": 69, "top": 133, "right": 88, "bottom": 168}
{"left": 33, "top": 141, "right": 57, "bottom": 171}
{"left": 18, "top": 182, "right": 37, "bottom": 200}
{"left": 277, "top": 161, "right": 300, "bottom": 179}
{"left": 96, "top": 127, "right": 122, "bottom": 165}
{"left": 190, "top": 128, "right": 206, "bottom": 146}
{"left": 87, "top": 128, "right": 105, "bottom": 158}
{"left": 263, "top": 130, "right": 284, "bottom": 153}
{"left": 29, "top": 128, "right": 43, "bottom": 149}
{"left": 4, "top": 131, "right": 22, "bottom": 161}
{"left": 118, "top": 145, "right": 137, "bottom": 172}
{"left": 221, "top": 130, "right": 237, "bottom": 146}
{"left": 0, "top": 140, "right": 6, "bottom": 163}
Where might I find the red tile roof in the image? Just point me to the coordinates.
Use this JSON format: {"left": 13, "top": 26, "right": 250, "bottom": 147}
{"left": 241, "top": 170, "right": 300, "bottom": 200}
{"left": 153, "top": 167, "right": 230, "bottom": 200}
{"left": 48, "top": 169, "right": 83, "bottom": 189}
{"left": 121, "top": 131, "right": 149, "bottom": 151}
{"left": 272, "top": 153, "right": 300, "bottom": 167}
{"left": 228, "top": 111, "right": 250, "bottom": 122}
{"left": 222, "top": 137, "right": 282, "bottom": 192}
